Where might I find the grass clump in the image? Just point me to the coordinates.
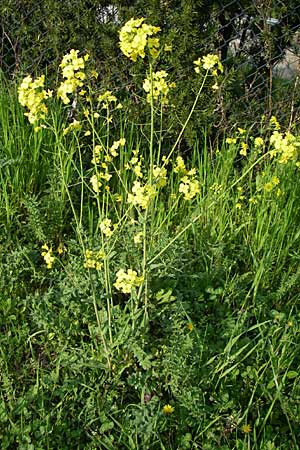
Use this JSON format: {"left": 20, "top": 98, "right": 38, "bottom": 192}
{"left": 1, "top": 17, "right": 300, "bottom": 450}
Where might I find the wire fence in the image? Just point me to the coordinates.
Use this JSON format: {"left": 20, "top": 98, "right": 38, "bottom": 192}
{"left": 1, "top": 1, "right": 300, "bottom": 128}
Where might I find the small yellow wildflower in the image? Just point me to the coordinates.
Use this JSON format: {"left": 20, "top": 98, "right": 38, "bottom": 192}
{"left": 134, "top": 232, "right": 143, "bottom": 244}
{"left": 254, "top": 137, "right": 264, "bottom": 148}
{"left": 99, "top": 218, "right": 114, "bottom": 237}
{"left": 173, "top": 156, "right": 187, "bottom": 174}
{"left": 57, "top": 243, "right": 66, "bottom": 255}
{"left": 163, "top": 404, "right": 174, "bottom": 415}
{"left": 143, "top": 70, "right": 175, "bottom": 104}
{"left": 57, "top": 50, "right": 88, "bottom": 104}
{"left": 164, "top": 43, "right": 172, "bottom": 52}
{"left": 194, "top": 54, "right": 223, "bottom": 73}
{"left": 63, "top": 119, "right": 81, "bottom": 135}
{"left": 153, "top": 165, "right": 167, "bottom": 187}
{"left": 41, "top": 244, "right": 55, "bottom": 269}
{"left": 226, "top": 137, "right": 237, "bottom": 145}
{"left": 264, "top": 182, "right": 273, "bottom": 192}
{"left": 240, "top": 142, "right": 248, "bottom": 156}
{"left": 83, "top": 249, "right": 104, "bottom": 270}
{"left": 187, "top": 322, "right": 193, "bottom": 331}
{"left": 270, "top": 115, "right": 281, "bottom": 130}
{"left": 90, "top": 174, "right": 102, "bottom": 193}
{"left": 91, "top": 69, "right": 99, "bottom": 79}
{"left": 241, "top": 424, "right": 252, "bottom": 434}
{"left": 98, "top": 90, "right": 117, "bottom": 104}
{"left": 114, "top": 268, "right": 144, "bottom": 294}
{"left": 179, "top": 176, "right": 200, "bottom": 200}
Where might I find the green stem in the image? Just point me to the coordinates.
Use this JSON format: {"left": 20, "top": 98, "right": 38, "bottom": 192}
{"left": 148, "top": 151, "right": 271, "bottom": 266}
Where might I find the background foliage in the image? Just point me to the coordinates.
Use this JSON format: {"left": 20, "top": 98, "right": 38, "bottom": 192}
{"left": 1, "top": 0, "right": 300, "bottom": 140}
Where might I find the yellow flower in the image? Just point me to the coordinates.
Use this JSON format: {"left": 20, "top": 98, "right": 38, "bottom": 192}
{"left": 254, "top": 137, "right": 264, "bottom": 148}
{"left": 57, "top": 243, "right": 66, "bottom": 255}
{"left": 187, "top": 322, "right": 193, "bottom": 331}
{"left": 119, "top": 17, "right": 161, "bottom": 62}
{"left": 241, "top": 424, "right": 252, "bottom": 434}
{"left": 226, "top": 137, "right": 237, "bottom": 145}
{"left": 164, "top": 43, "right": 172, "bottom": 52}
{"left": 179, "top": 176, "right": 200, "bottom": 200}
{"left": 41, "top": 244, "right": 55, "bottom": 269}
{"left": 114, "top": 268, "right": 144, "bottom": 294}
{"left": 83, "top": 249, "right": 104, "bottom": 270}
{"left": 173, "top": 156, "right": 187, "bottom": 174}
{"left": 270, "top": 115, "right": 281, "bottom": 130}
{"left": 90, "top": 174, "right": 102, "bottom": 193}
{"left": 99, "top": 218, "right": 114, "bottom": 237}
{"left": 128, "top": 181, "right": 156, "bottom": 209}
{"left": 163, "top": 404, "right": 174, "bottom": 415}
{"left": 194, "top": 54, "right": 223, "bottom": 73}
{"left": 57, "top": 49, "right": 88, "bottom": 104}
{"left": 240, "top": 142, "right": 248, "bottom": 156}
{"left": 143, "top": 70, "right": 175, "bottom": 104}
{"left": 18, "top": 74, "right": 52, "bottom": 126}
{"left": 134, "top": 232, "right": 143, "bottom": 245}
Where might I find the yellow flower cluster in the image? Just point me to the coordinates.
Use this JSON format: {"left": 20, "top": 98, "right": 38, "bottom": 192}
{"left": 41, "top": 244, "right": 55, "bottom": 269}
{"left": 143, "top": 70, "right": 175, "bottom": 104}
{"left": 240, "top": 142, "right": 248, "bottom": 156}
{"left": 114, "top": 268, "right": 144, "bottom": 294}
{"left": 127, "top": 181, "right": 156, "bottom": 209}
{"left": 179, "top": 174, "right": 200, "bottom": 200}
{"left": 109, "top": 138, "right": 126, "bottom": 157}
{"left": 173, "top": 155, "right": 187, "bottom": 175}
{"left": 269, "top": 130, "right": 300, "bottom": 164}
{"left": 18, "top": 75, "right": 52, "bottom": 128}
{"left": 125, "top": 149, "right": 144, "bottom": 178}
{"left": 153, "top": 165, "right": 167, "bottom": 188}
{"left": 194, "top": 54, "right": 223, "bottom": 74}
{"left": 173, "top": 156, "right": 199, "bottom": 200}
{"left": 57, "top": 49, "right": 89, "bottom": 104}
{"left": 84, "top": 249, "right": 105, "bottom": 270}
{"left": 91, "top": 144, "right": 104, "bottom": 164}
{"left": 119, "top": 17, "right": 161, "bottom": 61}
{"left": 210, "top": 182, "right": 223, "bottom": 195}
{"left": 98, "top": 90, "right": 123, "bottom": 110}
{"left": 99, "top": 218, "right": 115, "bottom": 237}
{"left": 90, "top": 139, "right": 126, "bottom": 193}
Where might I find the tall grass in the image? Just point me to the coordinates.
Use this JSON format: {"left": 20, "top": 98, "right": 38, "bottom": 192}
{"left": 1, "top": 22, "right": 300, "bottom": 449}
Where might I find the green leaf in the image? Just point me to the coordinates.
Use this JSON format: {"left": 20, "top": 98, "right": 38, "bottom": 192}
{"left": 286, "top": 370, "right": 298, "bottom": 379}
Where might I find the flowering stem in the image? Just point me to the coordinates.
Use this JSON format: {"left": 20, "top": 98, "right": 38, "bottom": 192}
{"left": 148, "top": 151, "right": 271, "bottom": 266}
{"left": 149, "top": 61, "right": 154, "bottom": 184}
{"left": 163, "top": 70, "right": 209, "bottom": 167}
